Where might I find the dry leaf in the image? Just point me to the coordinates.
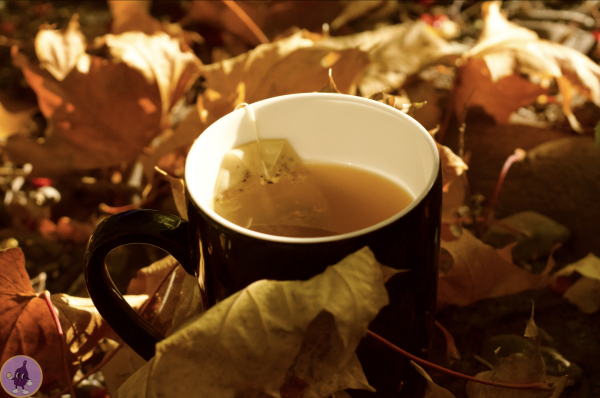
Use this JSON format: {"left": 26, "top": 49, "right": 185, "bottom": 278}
{"left": 116, "top": 247, "right": 388, "bottom": 398}
{"left": 436, "top": 141, "right": 468, "bottom": 192}
{"left": 438, "top": 230, "right": 555, "bottom": 309}
{"left": 102, "top": 344, "right": 148, "bottom": 397}
{"left": 411, "top": 361, "right": 457, "bottom": 398}
{"left": 456, "top": 1, "right": 600, "bottom": 132}
{"left": 357, "top": 22, "right": 468, "bottom": 97}
{"left": 5, "top": 17, "right": 201, "bottom": 176}
{"left": 555, "top": 253, "right": 600, "bottom": 313}
{"left": 0, "top": 99, "right": 36, "bottom": 139}
{"left": 108, "top": 0, "right": 161, "bottom": 35}
{"left": 103, "top": 256, "right": 203, "bottom": 395}
{"left": 201, "top": 30, "right": 370, "bottom": 124}
{"left": 330, "top": 1, "right": 385, "bottom": 31}
{"left": 466, "top": 307, "right": 571, "bottom": 398}
{"left": 0, "top": 248, "right": 147, "bottom": 389}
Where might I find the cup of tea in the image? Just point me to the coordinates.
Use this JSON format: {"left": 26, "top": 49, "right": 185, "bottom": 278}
{"left": 84, "top": 93, "right": 441, "bottom": 397}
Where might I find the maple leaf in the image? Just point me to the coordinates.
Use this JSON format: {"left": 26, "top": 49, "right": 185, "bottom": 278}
{"left": 466, "top": 307, "right": 571, "bottom": 398}
{"left": 115, "top": 247, "right": 388, "bottom": 398}
{"left": 4, "top": 16, "right": 201, "bottom": 177}
{"left": 0, "top": 247, "right": 147, "bottom": 390}
{"left": 455, "top": 1, "right": 600, "bottom": 132}
{"left": 554, "top": 253, "right": 600, "bottom": 313}
{"left": 438, "top": 229, "right": 555, "bottom": 309}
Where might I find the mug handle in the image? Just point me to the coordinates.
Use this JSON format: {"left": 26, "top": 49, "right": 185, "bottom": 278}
{"left": 84, "top": 209, "right": 195, "bottom": 361}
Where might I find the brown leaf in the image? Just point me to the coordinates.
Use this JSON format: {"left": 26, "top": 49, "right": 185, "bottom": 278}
{"left": 201, "top": 30, "right": 370, "bottom": 124}
{"left": 0, "top": 247, "right": 147, "bottom": 390}
{"left": 5, "top": 17, "right": 201, "bottom": 177}
{"left": 330, "top": 1, "right": 385, "bottom": 31}
{"left": 438, "top": 230, "right": 555, "bottom": 309}
{"left": 108, "top": 0, "right": 161, "bottom": 35}
{"left": 454, "top": 58, "right": 548, "bottom": 126}
{"left": 456, "top": 1, "right": 600, "bottom": 132}
{"left": 358, "top": 22, "right": 467, "bottom": 97}
{"left": 436, "top": 141, "right": 468, "bottom": 192}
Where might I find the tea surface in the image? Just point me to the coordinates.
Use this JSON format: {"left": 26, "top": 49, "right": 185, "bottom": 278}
{"left": 284, "top": 162, "right": 413, "bottom": 236}
{"left": 217, "top": 162, "right": 413, "bottom": 238}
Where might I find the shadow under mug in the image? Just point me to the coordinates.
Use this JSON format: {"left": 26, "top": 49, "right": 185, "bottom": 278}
{"left": 84, "top": 93, "right": 441, "bottom": 398}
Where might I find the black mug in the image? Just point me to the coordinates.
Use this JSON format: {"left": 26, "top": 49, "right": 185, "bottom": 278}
{"left": 84, "top": 93, "right": 441, "bottom": 397}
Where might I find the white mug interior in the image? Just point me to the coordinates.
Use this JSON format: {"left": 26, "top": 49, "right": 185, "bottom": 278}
{"left": 185, "top": 93, "right": 439, "bottom": 243}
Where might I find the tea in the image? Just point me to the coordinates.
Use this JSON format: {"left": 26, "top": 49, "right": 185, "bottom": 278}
{"left": 215, "top": 160, "right": 413, "bottom": 238}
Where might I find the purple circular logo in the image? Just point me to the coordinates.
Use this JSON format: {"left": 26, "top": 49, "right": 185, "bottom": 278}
{"left": 1, "top": 356, "right": 43, "bottom": 397}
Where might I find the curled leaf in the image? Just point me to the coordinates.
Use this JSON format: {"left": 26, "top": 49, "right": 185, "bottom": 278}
{"left": 116, "top": 247, "right": 389, "bottom": 398}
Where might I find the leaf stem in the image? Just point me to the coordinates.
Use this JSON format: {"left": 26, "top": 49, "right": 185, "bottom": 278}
{"left": 42, "top": 291, "right": 77, "bottom": 398}
{"left": 486, "top": 148, "right": 526, "bottom": 225}
{"left": 222, "top": 1, "right": 269, "bottom": 44}
{"left": 366, "top": 330, "right": 552, "bottom": 391}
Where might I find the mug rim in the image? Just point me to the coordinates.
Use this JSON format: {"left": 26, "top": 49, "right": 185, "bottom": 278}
{"left": 185, "top": 93, "right": 440, "bottom": 244}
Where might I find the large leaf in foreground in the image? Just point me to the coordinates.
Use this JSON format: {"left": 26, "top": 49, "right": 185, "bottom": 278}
{"left": 0, "top": 248, "right": 147, "bottom": 390}
{"left": 116, "top": 247, "right": 389, "bottom": 398}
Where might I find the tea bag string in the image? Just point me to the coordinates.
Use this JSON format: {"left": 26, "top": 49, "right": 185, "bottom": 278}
{"left": 235, "top": 102, "right": 272, "bottom": 181}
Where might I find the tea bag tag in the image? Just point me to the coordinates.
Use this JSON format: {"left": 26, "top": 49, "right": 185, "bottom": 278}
{"left": 236, "top": 103, "right": 271, "bottom": 181}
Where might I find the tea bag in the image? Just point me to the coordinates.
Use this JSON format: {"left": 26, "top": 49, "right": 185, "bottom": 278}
{"left": 214, "top": 139, "right": 334, "bottom": 237}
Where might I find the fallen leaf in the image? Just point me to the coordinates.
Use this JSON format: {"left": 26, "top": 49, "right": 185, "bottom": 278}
{"left": 103, "top": 256, "right": 204, "bottom": 395}
{"left": 555, "top": 253, "right": 600, "bottom": 313}
{"left": 466, "top": 306, "right": 571, "bottom": 398}
{"left": 482, "top": 211, "right": 570, "bottom": 265}
{"left": 456, "top": 1, "right": 600, "bottom": 132}
{"left": 108, "top": 0, "right": 161, "bottom": 35}
{"left": 5, "top": 17, "right": 201, "bottom": 176}
{"left": 437, "top": 141, "right": 469, "bottom": 192}
{"left": 102, "top": 343, "right": 148, "bottom": 397}
{"left": 357, "top": 22, "right": 468, "bottom": 97}
{"left": 116, "top": 247, "right": 388, "bottom": 398}
{"left": 330, "top": 1, "right": 385, "bottom": 31}
{"left": 126, "top": 255, "right": 201, "bottom": 336}
{"left": 0, "top": 99, "right": 36, "bottom": 139}
{"left": 410, "top": 361, "right": 457, "bottom": 398}
{"left": 438, "top": 230, "right": 555, "bottom": 309}
{"left": 201, "top": 29, "right": 370, "bottom": 124}
{"left": 0, "top": 247, "right": 147, "bottom": 390}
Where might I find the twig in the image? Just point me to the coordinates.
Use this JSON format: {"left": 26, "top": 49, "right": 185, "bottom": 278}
{"left": 222, "top": 1, "right": 269, "bottom": 44}
{"left": 48, "top": 263, "right": 181, "bottom": 398}
{"left": 42, "top": 291, "right": 77, "bottom": 398}
{"left": 367, "top": 330, "right": 553, "bottom": 391}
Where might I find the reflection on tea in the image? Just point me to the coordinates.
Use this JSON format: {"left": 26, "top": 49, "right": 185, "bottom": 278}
{"left": 213, "top": 140, "right": 413, "bottom": 238}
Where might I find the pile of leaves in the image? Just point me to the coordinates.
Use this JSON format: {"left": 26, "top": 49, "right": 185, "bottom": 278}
{"left": 1, "top": 1, "right": 599, "bottom": 397}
